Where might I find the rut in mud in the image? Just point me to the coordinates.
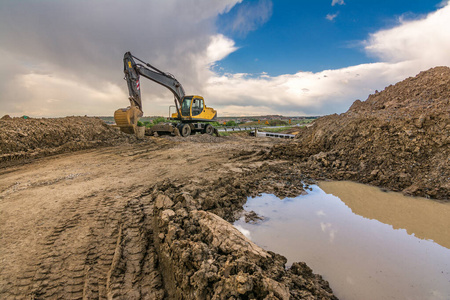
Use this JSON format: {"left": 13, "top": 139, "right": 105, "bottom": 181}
{"left": 2, "top": 187, "right": 164, "bottom": 299}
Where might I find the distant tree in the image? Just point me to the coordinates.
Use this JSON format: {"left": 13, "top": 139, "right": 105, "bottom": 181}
{"left": 268, "top": 119, "right": 288, "bottom": 126}
{"left": 226, "top": 120, "right": 237, "bottom": 126}
{"left": 152, "top": 117, "right": 166, "bottom": 125}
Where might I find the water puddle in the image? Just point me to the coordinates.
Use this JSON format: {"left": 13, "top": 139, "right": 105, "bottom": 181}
{"left": 234, "top": 181, "right": 450, "bottom": 300}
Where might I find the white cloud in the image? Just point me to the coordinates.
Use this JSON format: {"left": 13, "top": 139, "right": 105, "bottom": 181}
{"left": 0, "top": 0, "right": 241, "bottom": 117}
{"left": 234, "top": 225, "right": 252, "bottom": 239}
{"left": 225, "top": 0, "right": 273, "bottom": 37}
{"left": 203, "top": 2, "right": 450, "bottom": 116}
{"left": 326, "top": 13, "right": 339, "bottom": 21}
{"left": 316, "top": 210, "right": 326, "bottom": 216}
{"left": 332, "top": 0, "right": 345, "bottom": 6}
{"left": 320, "top": 222, "right": 338, "bottom": 243}
{"left": 365, "top": 4, "right": 450, "bottom": 65}
{"left": 204, "top": 61, "right": 415, "bottom": 116}
{"left": 206, "top": 35, "right": 238, "bottom": 64}
{"left": 1, "top": 0, "right": 450, "bottom": 118}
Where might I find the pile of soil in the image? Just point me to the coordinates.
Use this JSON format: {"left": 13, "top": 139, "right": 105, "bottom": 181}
{"left": 271, "top": 66, "right": 450, "bottom": 200}
{"left": 0, "top": 116, "right": 136, "bottom": 166}
{"left": 148, "top": 172, "right": 336, "bottom": 299}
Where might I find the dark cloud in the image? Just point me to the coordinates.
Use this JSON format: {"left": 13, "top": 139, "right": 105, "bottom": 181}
{"left": 0, "top": 0, "right": 239, "bottom": 116}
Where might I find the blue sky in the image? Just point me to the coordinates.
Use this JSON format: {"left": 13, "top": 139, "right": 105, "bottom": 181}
{"left": 216, "top": 0, "right": 444, "bottom": 76}
{"left": 0, "top": 0, "right": 449, "bottom": 117}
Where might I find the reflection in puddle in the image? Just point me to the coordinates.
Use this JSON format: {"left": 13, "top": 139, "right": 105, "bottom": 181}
{"left": 234, "top": 183, "right": 450, "bottom": 300}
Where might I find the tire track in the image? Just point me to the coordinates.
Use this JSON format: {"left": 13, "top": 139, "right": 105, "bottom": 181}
{"left": 1, "top": 190, "right": 164, "bottom": 299}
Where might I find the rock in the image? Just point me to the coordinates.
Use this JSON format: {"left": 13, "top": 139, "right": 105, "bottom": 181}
{"left": 196, "top": 210, "right": 269, "bottom": 259}
{"left": 415, "top": 114, "right": 426, "bottom": 128}
{"left": 155, "top": 194, "right": 174, "bottom": 209}
{"left": 244, "top": 210, "right": 265, "bottom": 224}
{"left": 160, "top": 209, "right": 175, "bottom": 223}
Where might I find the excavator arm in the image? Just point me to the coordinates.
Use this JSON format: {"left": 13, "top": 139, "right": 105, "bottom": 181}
{"left": 114, "top": 52, "right": 186, "bottom": 133}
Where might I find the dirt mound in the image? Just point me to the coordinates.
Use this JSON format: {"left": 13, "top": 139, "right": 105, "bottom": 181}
{"left": 271, "top": 67, "right": 450, "bottom": 200}
{"left": 0, "top": 116, "right": 137, "bottom": 166}
{"left": 149, "top": 175, "right": 336, "bottom": 299}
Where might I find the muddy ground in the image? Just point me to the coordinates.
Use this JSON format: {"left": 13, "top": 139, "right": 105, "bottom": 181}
{"left": 0, "top": 134, "right": 336, "bottom": 299}
{"left": 1, "top": 66, "right": 448, "bottom": 299}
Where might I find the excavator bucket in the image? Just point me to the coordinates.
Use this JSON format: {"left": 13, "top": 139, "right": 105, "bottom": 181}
{"left": 114, "top": 106, "right": 142, "bottom": 134}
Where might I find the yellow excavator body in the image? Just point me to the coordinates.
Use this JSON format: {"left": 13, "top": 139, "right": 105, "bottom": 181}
{"left": 170, "top": 96, "right": 217, "bottom": 122}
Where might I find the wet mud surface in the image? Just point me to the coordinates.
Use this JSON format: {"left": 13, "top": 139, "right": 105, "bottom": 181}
{"left": 0, "top": 136, "right": 336, "bottom": 299}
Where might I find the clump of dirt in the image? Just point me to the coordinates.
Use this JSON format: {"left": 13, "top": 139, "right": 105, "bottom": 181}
{"left": 0, "top": 116, "right": 138, "bottom": 166}
{"left": 270, "top": 67, "right": 450, "bottom": 200}
{"left": 244, "top": 211, "right": 265, "bottom": 224}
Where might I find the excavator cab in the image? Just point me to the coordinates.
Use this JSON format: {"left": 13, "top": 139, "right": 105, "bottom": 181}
{"left": 172, "top": 96, "right": 216, "bottom": 121}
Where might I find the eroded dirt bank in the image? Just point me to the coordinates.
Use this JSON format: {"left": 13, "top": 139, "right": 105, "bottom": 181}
{"left": 271, "top": 67, "right": 450, "bottom": 200}
{"left": 0, "top": 136, "right": 336, "bottom": 299}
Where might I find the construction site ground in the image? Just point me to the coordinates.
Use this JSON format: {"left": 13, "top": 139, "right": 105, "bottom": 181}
{"left": 0, "top": 134, "right": 338, "bottom": 299}
{"left": 0, "top": 66, "right": 449, "bottom": 299}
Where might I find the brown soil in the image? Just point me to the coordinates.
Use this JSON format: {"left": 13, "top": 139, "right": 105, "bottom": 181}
{"left": 0, "top": 133, "right": 335, "bottom": 299}
{"left": 0, "top": 116, "right": 137, "bottom": 167}
{"left": 1, "top": 66, "right": 448, "bottom": 299}
{"left": 271, "top": 67, "right": 450, "bottom": 200}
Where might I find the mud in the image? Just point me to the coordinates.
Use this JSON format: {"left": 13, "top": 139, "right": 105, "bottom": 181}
{"left": 0, "top": 136, "right": 336, "bottom": 299}
{"left": 270, "top": 67, "right": 450, "bottom": 200}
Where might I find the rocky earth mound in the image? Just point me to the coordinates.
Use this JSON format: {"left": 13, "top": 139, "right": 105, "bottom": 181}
{"left": 148, "top": 173, "right": 336, "bottom": 300}
{"left": 0, "top": 116, "right": 136, "bottom": 166}
{"left": 271, "top": 66, "right": 450, "bottom": 200}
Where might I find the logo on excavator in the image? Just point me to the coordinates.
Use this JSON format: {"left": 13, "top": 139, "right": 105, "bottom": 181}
{"left": 128, "top": 61, "right": 132, "bottom": 68}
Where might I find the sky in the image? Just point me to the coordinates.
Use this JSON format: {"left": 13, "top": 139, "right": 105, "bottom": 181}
{"left": 0, "top": 0, "right": 449, "bottom": 117}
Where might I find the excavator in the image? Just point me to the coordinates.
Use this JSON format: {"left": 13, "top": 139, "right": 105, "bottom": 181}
{"left": 114, "top": 52, "right": 218, "bottom": 137}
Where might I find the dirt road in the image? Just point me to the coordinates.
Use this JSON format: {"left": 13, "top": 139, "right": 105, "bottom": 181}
{"left": 0, "top": 136, "right": 336, "bottom": 299}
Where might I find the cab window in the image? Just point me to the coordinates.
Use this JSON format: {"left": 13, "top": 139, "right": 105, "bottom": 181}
{"left": 181, "top": 97, "right": 192, "bottom": 116}
{"left": 191, "top": 98, "right": 204, "bottom": 116}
